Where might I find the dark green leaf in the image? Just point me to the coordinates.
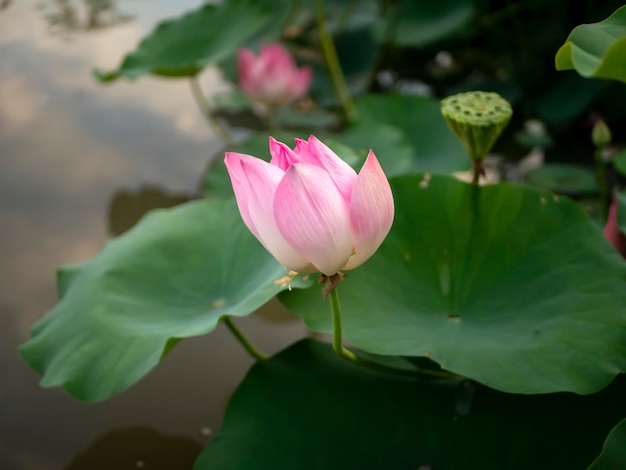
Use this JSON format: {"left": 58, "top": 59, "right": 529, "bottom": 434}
{"left": 525, "top": 163, "right": 598, "bottom": 195}
{"left": 338, "top": 123, "right": 415, "bottom": 177}
{"left": 613, "top": 149, "right": 626, "bottom": 177}
{"left": 273, "top": 107, "right": 341, "bottom": 130}
{"left": 379, "top": 0, "right": 475, "bottom": 47}
{"left": 556, "top": 5, "right": 626, "bottom": 83}
{"left": 346, "top": 94, "right": 470, "bottom": 174}
{"left": 280, "top": 174, "right": 626, "bottom": 394}
{"left": 536, "top": 73, "right": 608, "bottom": 124}
{"left": 20, "top": 199, "right": 312, "bottom": 402}
{"left": 588, "top": 418, "right": 626, "bottom": 469}
{"left": 196, "top": 339, "right": 626, "bottom": 469}
{"left": 211, "top": 90, "right": 253, "bottom": 113}
{"left": 94, "top": 0, "right": 290, "bottom": 82}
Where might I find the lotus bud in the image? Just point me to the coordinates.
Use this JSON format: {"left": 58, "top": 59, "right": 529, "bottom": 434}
{"left": 237, "top": 44, "right": 312, "bottom": 108}
{"left": 592, "top": 118, "right": 611, "bottom": 148}
{"left": 225, "top": 136, "right": 394, "bottom": 277}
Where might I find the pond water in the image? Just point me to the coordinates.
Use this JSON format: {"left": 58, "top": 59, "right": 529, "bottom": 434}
{"left": 0, "top": 2, "right": 307, "bottom": 468}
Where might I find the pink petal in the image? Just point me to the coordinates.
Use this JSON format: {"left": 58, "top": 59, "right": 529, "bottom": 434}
{"left": 287, "top": 66, "right": 312, "bottom": 99}
{"left": 237, "top": 48, "right": 259, "bottom": 95}
{"left": 224, "top": 153, "right": 313, "bottom": 272}
{"left": 274, "top": 163, "right": 353, "bottom": 275}
{"left": 224, "top": 152, "right": 259, "bottom": 238}
{"left": 297, "top": 135, "right": 357, "bottom": 204}
{"left": 260, "top": 43, "right": 296, "bottom": 74}
{"left": 269, "top": 136, "right": 299, "bottom": 170}
{"left": 605, "top": 197, "right": 626, "bottom": 258}
{"left": 344, "top": 150, "right": 394, "bottom": 270}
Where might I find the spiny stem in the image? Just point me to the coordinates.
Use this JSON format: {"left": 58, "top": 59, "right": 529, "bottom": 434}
{"left": 315, "top": 0, "right": 357, "bottom": 123}
{"left": 328, "top": 286, "right": 457, "bottom": 379}
{"left": 189, "top": 76, "right": 236, "bottom": 148}
{"left": 223, "top": 316, "right": 267, "bottom": 361}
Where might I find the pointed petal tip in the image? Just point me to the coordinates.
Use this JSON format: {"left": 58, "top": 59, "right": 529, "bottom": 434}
{"left": 346, "top": 150, "right": 394, "bottom": 270}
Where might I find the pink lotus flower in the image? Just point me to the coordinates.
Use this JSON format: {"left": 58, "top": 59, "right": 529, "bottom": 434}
{"left": 604, "top": 197, "right": 626, "bottom": 257}
{"left": 225, "top": 136, "right": 394, "bottom": 276}
{"left": 237, "top": 44, "right": 312, "bottom": 107}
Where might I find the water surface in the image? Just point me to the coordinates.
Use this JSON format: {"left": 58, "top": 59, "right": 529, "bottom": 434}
{"left": 0, "top": 2, "right": 306, "bottom": 468}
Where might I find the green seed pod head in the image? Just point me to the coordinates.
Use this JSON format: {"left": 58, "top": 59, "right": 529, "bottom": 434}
{"left": 441, "top": 91, "right": 513, "bottom": 161}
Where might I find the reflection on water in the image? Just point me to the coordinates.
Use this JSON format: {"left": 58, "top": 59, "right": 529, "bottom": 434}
{"left": 39, "top": 0, "right": 133, "bottom": 36}
{"left": 107, "top": 185, "right": 190, "bottom": 237}
{"left": 64, "top": 427, "right": 203, "bottom": 470}
{"left": 0, "top": 2, "right": 307, "bottom": 469}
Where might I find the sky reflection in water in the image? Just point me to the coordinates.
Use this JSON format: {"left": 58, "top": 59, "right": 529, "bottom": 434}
{"left": 0, "top": 2, "right": 306, "bottom": 468}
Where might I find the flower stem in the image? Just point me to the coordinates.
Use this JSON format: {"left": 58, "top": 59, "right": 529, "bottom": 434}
{"left": 315, "top": 0, "right": 357, "bottom": 123}
{"left": 223, "top": 316, "right": 267, "bottom": 361}
{"left": 328, "top": 287, "right": 457, "bottom": 379}
{"left": 329, "top": 287, "right": 345, "bottom": 355}
{"left": 189, "top": 76, "right": 237, "bottom": 148}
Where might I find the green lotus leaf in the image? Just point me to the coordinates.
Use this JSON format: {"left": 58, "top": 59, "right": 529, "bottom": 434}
{"left": 20, "top": 199, "right": 312, "bottom": 402}
{"left": 280, "top": 173, "right": 626, "bottom": 394}
{"left": 379, "top": 0, "right": 475, "bottom": 47}
{"left": 588, "top": 418, "right": 626, "bottom": 469}
{"left": 346, "top": 94, "right": 470, "bottom": 174}
{"left": 94, "top": 0, "right": 289, "bottom": 82}
{"left": 556, "top": 5, "right": 626, "bottom": 83}
{"left": 524, "top": 163, "right": 598, "bottom": 195}
{"left": 196, "top": 339, "right": 626, "bottom": 469}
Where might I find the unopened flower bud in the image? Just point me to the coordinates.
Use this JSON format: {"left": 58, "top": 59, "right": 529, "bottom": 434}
{"left": 225, "top": 136, "right": 394, "bottom": 276}
{"left": 441, "top": 91, "right": 513, "bottom": 162}
{"left": 592, "top": 118, "right": 611, "bottom": 148}
{"left": 237, "top": 44, "right": 312, "bottom": 108}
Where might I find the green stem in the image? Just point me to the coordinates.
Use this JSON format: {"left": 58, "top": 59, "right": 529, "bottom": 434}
{"left": 328, "top": 288, "right": 456, "bottom": 379}
{"left": 329, "top": 287, "right": 344, "bottom": 355}
{"left": 315, "top": 0, "right": 357, "bottom": 123}
{"left": 471, "top": 159, "right": 483, "bottom": 186}
{"left": 223, "top": 316, "right": 267, "bottom": 361}
{"left": 189, "top": 76, "right": 237, "bottom": 148}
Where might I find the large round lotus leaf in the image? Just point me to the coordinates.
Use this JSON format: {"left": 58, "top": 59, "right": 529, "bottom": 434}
{"left": 280, "top": 174, "right": 626, "bottom": 394}
{"left": 347, "top": 94, "right": 470, "bottom": 174}
{"left": 20, "top": 199, "right": 312, "bottom": 402}
{"left": 556, "top": 5, "right": 626, "bottom": 83}
{"left": 196, "top": 339, "right": 626, "bottom": 469}
{"left": 94, "top": 0, "right": 289, "bottom": 82}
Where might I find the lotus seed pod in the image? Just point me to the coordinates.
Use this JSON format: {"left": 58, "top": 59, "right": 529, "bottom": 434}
{"left": 440, "top": 91, "right": 513, "bottom": 162}
{"left": 592, "top": 118, "right": 611, "bottom": 148}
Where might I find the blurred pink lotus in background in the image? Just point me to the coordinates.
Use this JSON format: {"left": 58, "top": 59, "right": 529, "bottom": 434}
{"left": 225, "top": 136, "right": 394, "bottom": 276}
{"left": 237, "top": 44, "right": 312, "bottom": 107}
